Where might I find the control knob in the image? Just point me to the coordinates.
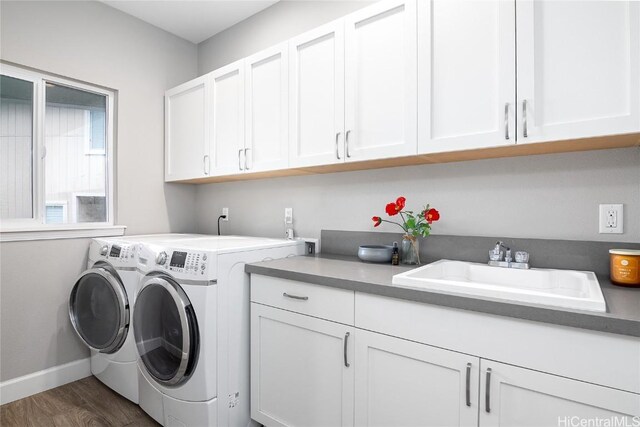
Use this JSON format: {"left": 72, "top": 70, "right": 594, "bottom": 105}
{"left": 100, "top": 245, "right": 109, "bottom": 256}
{"left": 156, "top": 251, "right": 168, "bottom": 265}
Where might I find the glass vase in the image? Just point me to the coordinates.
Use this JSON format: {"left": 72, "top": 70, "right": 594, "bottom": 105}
{"left": 401, "top": 235, "right": 420, "bottom": 265}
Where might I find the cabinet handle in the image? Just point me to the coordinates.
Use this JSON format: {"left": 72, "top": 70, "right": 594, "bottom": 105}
{"left": 485, "top": 367, "right": 492, "bottom": 413}
{"left": 238, "top": 149, "right": 243, "bottom": 171}
{"left": 335, "top": 132, "right": 341, "bottom": 160}
{"left": 346, "top": 130, "right": 352, "bottom": 158}
{"left": 282, "top": 292, "right": 308, "bottom": 301}
{"left": 344, "top": 332, "right": 350, "bottom": 367}
{"left": 244, "top": 148, "right": 250, "bottom": 170}
{"left": 466, "top": 363, "right": 472, "bottom": 407}
{"left": 522, "top": 99, "right": 528, "bottom": 138}
{"left": 504, "top": 103, "right": 510, "bottom": 140}
{"left": 203, "top": 155, "right": 209, "bottom": 175}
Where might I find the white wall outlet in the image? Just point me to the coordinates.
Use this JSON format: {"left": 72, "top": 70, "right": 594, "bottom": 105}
{"left": 599, "top": 204, "right": 623, "bottom": 234}
{"left": 284, "top": 208, "right": 293, "bottom": 224}
{"left": 222, "top": 207, "right": 229, "bottom": 221}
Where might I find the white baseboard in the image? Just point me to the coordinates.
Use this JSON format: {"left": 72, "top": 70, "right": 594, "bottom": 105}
{"left": 0, "top": 358, "right": 91, "bottom": 405}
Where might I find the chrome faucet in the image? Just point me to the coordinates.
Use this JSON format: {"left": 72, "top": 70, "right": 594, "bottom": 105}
{"left": 488, "top": 241, "right": 530, "bottom": 269}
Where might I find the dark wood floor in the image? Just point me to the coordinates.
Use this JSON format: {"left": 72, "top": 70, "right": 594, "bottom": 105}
{"left": 0, "top": 376, "right": 158, "bottom": 427}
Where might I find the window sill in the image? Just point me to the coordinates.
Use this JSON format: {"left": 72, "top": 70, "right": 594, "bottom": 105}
{"left": 0, "top": 225, "right": 127, "bottom": 242}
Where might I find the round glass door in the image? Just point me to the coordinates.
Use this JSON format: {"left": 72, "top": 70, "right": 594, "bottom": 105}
{"left": 133, "top": 275, "right": 199, "bottom": 386}
{"left": 68, "top": 264, "right": 129, "bottom": 353}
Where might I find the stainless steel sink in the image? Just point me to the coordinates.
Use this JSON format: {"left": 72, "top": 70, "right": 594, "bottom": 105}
{"left": 392, "top": 260, "right": 606, "bottom": 312}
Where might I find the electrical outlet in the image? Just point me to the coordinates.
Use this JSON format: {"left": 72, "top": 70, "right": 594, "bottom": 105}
{"left": 599, "top": 204, "right": 623, "bottom": 234}
{"left": 222, "top": 207, "right": 229, "bottom": 221}
{"left": 284, "top": 208, "right": 293, "bottom": 224}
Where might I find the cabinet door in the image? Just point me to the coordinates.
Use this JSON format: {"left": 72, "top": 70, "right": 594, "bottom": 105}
{"left": 517, "top": 1, "right": 640, "bottom": 143}
{"left": 210, "top": 60, "right": 245, "bottom": 176}
{"left": 344, "top": 0, "right": 417, "bottom": 162}
{"left": 165, "top": 75, "right": 209, "bottom": 181}
{"left": 289, "top": 21, "right": 345, "bottom": 168}
{"left": 245, "top": 44, "right": 289, "bottom": 173}
{"left": 251, "top": 304, "right": 354, "bottom": 427}
{"left": 355, "top": 330, "right": 479, "bottom": 427}
{"left": 418, "top": 0, "right": 516, "bottom": 153}
{"left": 480, "top": 360, "right": 640, "bottom": 427}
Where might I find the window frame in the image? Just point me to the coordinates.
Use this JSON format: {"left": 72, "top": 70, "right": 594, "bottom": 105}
{"left": 0, "top": 63, "right": 124, "bottom": 241}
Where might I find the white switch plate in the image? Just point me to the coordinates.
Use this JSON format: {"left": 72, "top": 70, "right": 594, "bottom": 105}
{"left": 599, "top": 204, "right": 623, "bottom": 233}
{"left": 222, "top": 207, "right": 229, "bottom": 221}
{"left": 284, "top": 208, "right": 293, "bottom": 224}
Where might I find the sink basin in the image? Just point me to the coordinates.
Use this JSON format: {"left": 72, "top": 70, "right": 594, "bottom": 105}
{"left": 392, "top": 260, "right": 606, "bottom": 312}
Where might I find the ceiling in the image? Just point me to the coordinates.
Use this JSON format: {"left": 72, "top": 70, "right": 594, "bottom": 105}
{"left": 102, "top": 0, "right": 279, "bottom": 44}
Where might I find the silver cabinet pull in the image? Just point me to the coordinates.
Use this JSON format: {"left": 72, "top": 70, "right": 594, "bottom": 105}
{"left": 466, "top": 363, "right": 472, "bottom": 407}
{"left": 522, "top": 99, "right": 528, "bottom": 138}
{"left": 335, "top": 132, "right": 341, "bottom": 160}
{"left": 282, "top": 292, "right": 308, "bottom": 301}
{"left": 203, "top": 155, "right": 209, "bottom": 175}
{"left": 346, "top": 130, "right": 352, "bottom": 158}
{"left": 244, "top": 148, "right": 251, "bottom": 170}
{"left": 344, "top": 332, "right": 350, "bottom": 367}
{"left": 485, "top": 367, "right": 492, "bottom": 413}
{"left": 504, "top": 103, "right": 510, "bottom": 140}
{"left": 238, "top": 149, "right": 243, "bottom": 171}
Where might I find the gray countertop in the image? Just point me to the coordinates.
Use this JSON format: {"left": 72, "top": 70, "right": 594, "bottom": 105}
{"left": 246, "top": 254, "right": 640, "bottom": 338}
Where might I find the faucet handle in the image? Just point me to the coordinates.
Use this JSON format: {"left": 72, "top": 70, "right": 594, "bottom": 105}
{"left": 489, "top": 248, "right": 503, "bottom": 261}
{"left": 515, "top": 251, "right": 529, "bottom": 263}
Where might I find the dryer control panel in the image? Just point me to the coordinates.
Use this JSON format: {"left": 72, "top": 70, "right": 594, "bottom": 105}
{"left": 162, "top": 250, "right": 209, "bottom": 277}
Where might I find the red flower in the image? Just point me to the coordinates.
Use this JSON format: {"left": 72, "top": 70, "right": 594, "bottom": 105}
{"left": 385, "top": 196, "right": 406, "bottom": 216}
{"left": 372, "top": 216, "right": 382, "bottom": 227}
{"left": 425, "top": 208, "right": 440, "bottom": 224}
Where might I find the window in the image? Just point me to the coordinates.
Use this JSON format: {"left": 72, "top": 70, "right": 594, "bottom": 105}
{"left": 45, "top": 203, "right": 67, "bottom": 224}
{"left": 0, "top": 63, "right": 119, "bottom": 239}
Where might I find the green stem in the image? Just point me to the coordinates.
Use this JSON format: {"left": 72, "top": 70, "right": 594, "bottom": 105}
{"left": 379, "top": 219, "right": 407, "bottom": 233}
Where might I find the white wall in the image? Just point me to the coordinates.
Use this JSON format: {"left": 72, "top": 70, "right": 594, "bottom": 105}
{"left": 196, "top": 148, "right": 640, "bottom": 243}
{"left": 0, "top": 1, "right": 198, "bottom": 381}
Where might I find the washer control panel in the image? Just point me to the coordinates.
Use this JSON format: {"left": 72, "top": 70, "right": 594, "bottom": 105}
{"left": 95, "top": 243, "right": 137, "bottom": 267}
{"left": 108, "top": 244, "right": 135, "bottom": 260}
{"left": 166, "top": 251, "right": 208, "bottom": 276}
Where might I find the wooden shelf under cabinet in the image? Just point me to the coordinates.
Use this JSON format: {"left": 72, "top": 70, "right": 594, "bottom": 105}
{"left": 177, "top": 132, "right": 640, "bottom": 184}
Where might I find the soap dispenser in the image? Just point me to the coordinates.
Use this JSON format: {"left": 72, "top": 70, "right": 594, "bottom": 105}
{"left": 391, "top": 242, "right": 399, "bottom": 266}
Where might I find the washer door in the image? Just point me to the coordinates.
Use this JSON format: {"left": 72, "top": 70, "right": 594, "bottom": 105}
{"left": 68, "top": 264, "right": 129, "bottom": 354}
{"left": 133, "top": 275, "right": 199, "bottom": 387}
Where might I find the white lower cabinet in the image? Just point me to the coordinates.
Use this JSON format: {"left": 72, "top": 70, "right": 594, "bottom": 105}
{"left": 355, "top": 329, "right": 479, "bottom": 427}
{"left": 251, "top": 303, "right": 355, "bottom": 427}
{"left": 480, "top": 360, "right": 640, "bottom": 427}
{"left": 250, "top": 277, "right": 640, "bottom": 427}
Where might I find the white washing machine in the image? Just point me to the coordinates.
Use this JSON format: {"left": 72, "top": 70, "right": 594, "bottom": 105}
{"left": 133, "top": 236, "right": 305, "bottom": 426}
{"left": 68, "top": 234, "right": 209, "bottom": 403}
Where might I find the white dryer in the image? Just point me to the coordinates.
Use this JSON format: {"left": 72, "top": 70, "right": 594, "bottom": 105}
{"left": 133, "top": 236, "right": 305, "bottom": 426}
{"left": 68, "top": 234, "right": 208, "bottom": 403}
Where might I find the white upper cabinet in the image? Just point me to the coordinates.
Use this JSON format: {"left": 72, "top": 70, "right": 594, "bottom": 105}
{"left": 344, "top": 0, "right": 418, "bottom": 161}
{"left": 166, "top": 0, "right": 640, "bottom": 182}
{"left": 480, "top": 360, "right": 640, "bottom": 427}
{"left": 289, "top": 21, "right": 346, "bottom": 168}
{"left": 210, "top": 60, "right": 245, "bottom": 176}
{"left": 418, "top": 0, "right": 516, "bottom": 153}
{"left": 165, "top": 75, "right": 209, "bottom": 181}
{"left": 516, "top": 1, "right": 640, "bottom": 143}
{"left": 244, "top": 44, "right": 289, "bottom": 173}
